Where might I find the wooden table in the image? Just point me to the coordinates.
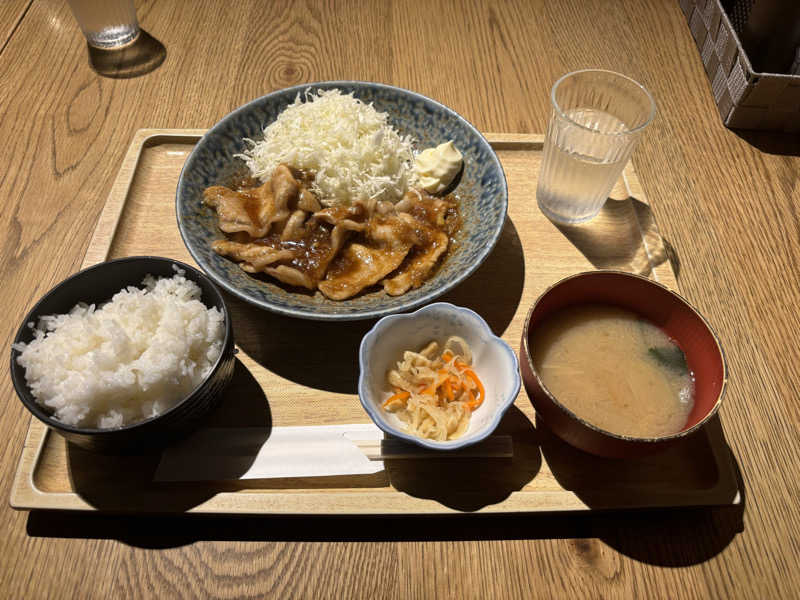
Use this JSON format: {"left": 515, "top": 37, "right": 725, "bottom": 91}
{"left": 1, "top": 1, "right": 797, "bottom": 598}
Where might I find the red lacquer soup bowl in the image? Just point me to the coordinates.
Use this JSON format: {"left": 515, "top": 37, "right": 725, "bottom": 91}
{"left": 519, "top": 271, "right": 727, "bottom": 458}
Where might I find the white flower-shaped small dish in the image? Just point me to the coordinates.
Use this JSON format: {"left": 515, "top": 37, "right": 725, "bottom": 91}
{"left": 358, "top": 302, "right": 521, "bottom": 450}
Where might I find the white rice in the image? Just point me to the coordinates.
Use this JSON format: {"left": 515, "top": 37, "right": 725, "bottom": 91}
{"left": 14, "top": 270, "right": 225, "bottom": 429}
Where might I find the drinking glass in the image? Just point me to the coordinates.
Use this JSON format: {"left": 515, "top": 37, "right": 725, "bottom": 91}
{"left": 66, "top": 0, "right": 140, "bottom": 49}
{"left": 536, "top": 70, "right": 656, "bottom": 224}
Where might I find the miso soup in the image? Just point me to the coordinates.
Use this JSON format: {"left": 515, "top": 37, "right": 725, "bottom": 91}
{"left": 531, "top": 305, "right": 694, "bottom": 438}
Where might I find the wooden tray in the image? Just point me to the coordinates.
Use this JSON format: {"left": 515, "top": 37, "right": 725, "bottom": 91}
{"left": 10, "top": 130, "right": 740, "bottom": 515}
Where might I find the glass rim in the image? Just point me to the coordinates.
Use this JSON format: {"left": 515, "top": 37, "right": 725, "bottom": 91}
{"left": 550, "top": 69, "right": 657, "bottom": 136}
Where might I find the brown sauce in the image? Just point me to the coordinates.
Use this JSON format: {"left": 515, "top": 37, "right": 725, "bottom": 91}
{"left": 206, "top": 165, "right": 461, "bottom": 298}
{"left": 249, "top": 221, "right": 337, "bottom": 284}
{"left": 240, "top": 191, "right": 264, "bottom": 227}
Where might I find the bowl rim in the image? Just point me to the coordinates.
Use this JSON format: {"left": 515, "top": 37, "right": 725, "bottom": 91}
{"left": 10, "top": 255, "right": 234, "bottom": 436}
{"left": 175, "top": 80, "right": 509, "bottom": 321}
{"left": 358, "top": 301, "right": 521, "bottom": 450}
{"left": 551, "top": 69, "right": 657, "bottom": 136}
{"left": 520, "top": 270, "right": 728, "bottom": 444}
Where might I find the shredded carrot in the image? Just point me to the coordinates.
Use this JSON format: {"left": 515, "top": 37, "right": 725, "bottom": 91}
{"left": 442, "top": 350, "right": 468, "bottom": 371}
{"left": 463, "top": 369, "right": 485, "bottom": 409}
{"left": 382, "top": 390, "right": 410, "bottom": 407}
{"left": 421, "top": 370, "right": 450, "bottom": 396}
{"left": 382, "top": 338, "right": 486, "bottom": 440}
{"left": 449, "top": 376, "right": 462, "bottom": 398}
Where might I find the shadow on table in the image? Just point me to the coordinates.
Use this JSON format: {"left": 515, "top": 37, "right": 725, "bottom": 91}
{"left": 385, "top": 405, "right": 540, "bottom": 512}
{"left": 596, "top": 437, "right": 745, "bottom": 566}
{"left": 537, "top": 415, "right": 737, "bottom": 508}
{"left": 26, "top": 495, "right": 744, "bottom": 568}
{"left": 438, "top": 216, "right": 525, "bottom": 336}
{"left": 552, "top": 197, "right": 680, "bottom": 280}
{"left": 87, "top": 30, "right": 166, "bottom": 79}
{"left": 27, "top": 412, "right": 744, "bottom": 567}
{"left": 598, "top": 466, "right": 745, "bottom": 567}
{"left": 64, "top": 359, "right": 272, "bottom": 513}
{"left": 233, "top": 215, "right": 525, "bottom": 394}
{"left": 536, "top": 413, "right": 745, "bottom": 566}
{"left": 734, "top": 129, "right": 800, "bottom": 157}
{"left": 232, "top": 296, "right": 375, "bottom": 394}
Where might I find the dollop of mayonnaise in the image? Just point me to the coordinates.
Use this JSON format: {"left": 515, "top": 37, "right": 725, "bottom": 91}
{"left": 414, "top": 141, "right": 463, "bottom": 194}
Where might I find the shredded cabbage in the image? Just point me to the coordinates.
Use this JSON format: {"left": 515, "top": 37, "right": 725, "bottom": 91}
{"left": 236, "top": 89, "right": 419, "bottom": 207}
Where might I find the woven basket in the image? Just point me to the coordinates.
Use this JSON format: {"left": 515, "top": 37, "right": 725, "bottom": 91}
{"left": 681, "top": 0, "right": 800, "bottom": 133}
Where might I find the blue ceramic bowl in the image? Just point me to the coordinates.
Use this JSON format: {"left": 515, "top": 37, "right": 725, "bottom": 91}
{"left": 358, "top": 302, "right": 521, "bottom": 450}
{"left": 176, "top": 81, "right": 508, "bottom": 320}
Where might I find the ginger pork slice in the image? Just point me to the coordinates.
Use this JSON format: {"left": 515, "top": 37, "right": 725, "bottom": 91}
{"left": 204, "top": 163, "right": 303, "bottom": 240}
{"left": 383, "top": 229, "right": 449, "bottom": 296}
{"left": 263, "top": 265, "right": 315, "bottom": 290}
{"left": 267, "top": 164, "right": 300, "bottom": 230}
{"left": 203, "top": 184, "right": 275, "bottom": 239}
{"left": 318, "top": 213, "right": 415, "bottom": 300}
{"left": 318, "top": 242, "right": 412, "bottom": 300}
{"left": 211, "top": 240, "right": 297, "bottom": 272}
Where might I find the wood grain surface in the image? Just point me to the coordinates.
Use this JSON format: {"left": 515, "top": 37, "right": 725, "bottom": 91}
{"left": 1, "top": 1, "right": 798, "bottom": 598}
{"left": 0, "top": 0, "right": 30, "bottom": 54}
{"left": 14, "top": 132, "right": 739, "bottom": 516}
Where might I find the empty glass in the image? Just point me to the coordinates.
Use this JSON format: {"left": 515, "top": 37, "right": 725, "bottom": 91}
{"left": 536, "top": 70, "right": 656, "bottom": 224}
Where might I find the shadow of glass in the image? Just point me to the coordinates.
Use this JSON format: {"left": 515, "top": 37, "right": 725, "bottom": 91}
{"left": 232, "top": 216, "right": 525, "bottom": 393}
{"left": 631, "top": 199, "right": 681, "bottom": 280}
{"left": 551, "top": 197, "right": 678, "bottom": 279}
{"left": 88, "top": 29, "right": 165, "bottom": 79}
{"left": 385, "top": 406, "right": 541, "bottom": 512}
{"left": 65, "top": 359, "right": 271, "bottom": 512}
